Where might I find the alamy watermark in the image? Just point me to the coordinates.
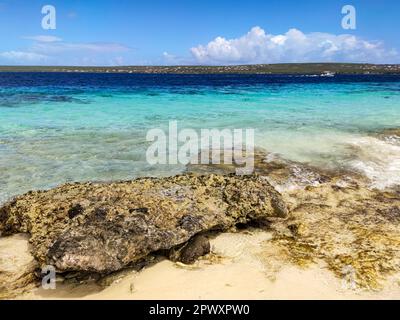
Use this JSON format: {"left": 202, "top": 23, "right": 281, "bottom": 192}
{"left": 341, "top": 265, "right": 357, "bottom": 290}
{"left": 41, "top": 5, "right": 56, "bottom": 30}
{"left": 41, "top": 265, "right": 56, "bottom": 290}
{"left": 39, "top": 4, "right": 356, "bottom": 35}
{"left": 146, "top": 121, "right": 255, "bottom": 175}
{"left": 342, "top": 5, "right": 356, "bottom": 30}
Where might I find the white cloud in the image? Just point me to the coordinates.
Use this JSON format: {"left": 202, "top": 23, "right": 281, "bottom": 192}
{"left": 161, "top": 51, "right": 195, "bottom": 65}
{"left": 0, "top": 51, "right": 47, "bottom": 62}
{"left": 0, "top": 37, "right": 130, "bottom": 65}
{"left": 31, "top": 41, "right": 130, "bottom": 54}
{"left": 162, "top": 51, "right": 179, "bottom": 64}
{"left": 19, "top": 35, "right": 129, "bottom": 56}
{"left": 23, "top": 35, "right": 62, "bottom": 42}
{"left": 191, "top": 26, "right": 399, "bottom": 64}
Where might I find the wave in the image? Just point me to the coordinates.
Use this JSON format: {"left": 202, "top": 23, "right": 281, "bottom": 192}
{"left": 346, "top": 133, "right": 400, "bottom": 189}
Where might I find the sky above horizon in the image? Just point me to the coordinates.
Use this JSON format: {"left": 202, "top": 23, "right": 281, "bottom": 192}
{"left": 0, "top": 0, "right": 399, "bottom": 66}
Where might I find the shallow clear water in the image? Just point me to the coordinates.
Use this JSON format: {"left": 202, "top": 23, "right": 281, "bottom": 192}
{"left": 1, "top": 73, "right": 400, "bottom": 203}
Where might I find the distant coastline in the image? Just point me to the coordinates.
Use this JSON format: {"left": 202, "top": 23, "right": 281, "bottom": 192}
{"left": 0, "top": 63, "right": 400, "bottom": 75}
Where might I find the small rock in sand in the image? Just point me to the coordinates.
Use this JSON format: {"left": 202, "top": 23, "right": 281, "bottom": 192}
{"left": 169, "top": 235, "right": 211, "bottom": 264}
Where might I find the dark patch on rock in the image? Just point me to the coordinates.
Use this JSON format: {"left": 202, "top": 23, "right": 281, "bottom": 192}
{"left": 129, "top": 207, "right": 149, "bottom": 214}
{"left": 178, "top": 215, "right": 203, "bottom": 232}
{"left": 169, "top": 235, "right": 211, "bottom": 264}
{"left": 68, "top": 204, "right": 84, "bottom": 219}
{"left": 94, "top": 207, "right": 108, "bottom": 220}
{"left": 270, "top": 193, "right": 289, "bottom": 218}
{"left": 377, "top": 206, "right": 400, "bottom": 222}
{"left": 0, "top": 206, "right": 8, "bottom": 226}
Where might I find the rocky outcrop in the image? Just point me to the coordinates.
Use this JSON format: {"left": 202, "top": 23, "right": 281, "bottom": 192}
{"left": 187, "top": 149, "right": 400, "bottom": 289}
{"left": 271, "top": 181, "right": 400, "bottom": 290}
{"left": 0, "top": 174, "right": 287, "bottom": 274}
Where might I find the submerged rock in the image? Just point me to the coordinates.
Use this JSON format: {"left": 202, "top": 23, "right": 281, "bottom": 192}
{"left": 186, "top": 149, "right": 351, "bottom": 192}
{"left": 0, "top": 174, "right": 287, "bottom": 274}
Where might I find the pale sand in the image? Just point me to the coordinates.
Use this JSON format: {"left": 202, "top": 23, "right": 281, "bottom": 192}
{"left": 0, "top": 234, "right": 32, "bottom": 273}
{"left": 14, "top": 230, "right": 400, "bottom": 300}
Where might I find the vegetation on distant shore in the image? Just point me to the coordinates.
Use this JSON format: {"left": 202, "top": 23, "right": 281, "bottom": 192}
{"left": 0, "top": 63, "right": 399, "bottom": 74}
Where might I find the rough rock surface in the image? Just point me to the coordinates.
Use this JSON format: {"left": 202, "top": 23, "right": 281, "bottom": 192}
{"left": 169, "top": 234, "right": 211, "bottom": 264}
{"left": 271, "top": 181, "right": 400, "bottom": 290}
{"left": 0, "top": 174, "right": 287, "bottom": 274}
{"left": 188, "top": 147, "right": 400, "bottom": 290}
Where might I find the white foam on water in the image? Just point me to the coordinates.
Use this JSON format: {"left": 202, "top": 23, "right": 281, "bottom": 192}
{"left": 382, "top": 135, "right": 400, "bottom": 146}
{"left": 347, "top": 136, "right": 400, "bottom": 189}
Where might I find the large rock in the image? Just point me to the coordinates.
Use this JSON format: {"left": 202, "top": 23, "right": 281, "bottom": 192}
{"left": 0, "top": 174, "right": 287, "bottom": 274}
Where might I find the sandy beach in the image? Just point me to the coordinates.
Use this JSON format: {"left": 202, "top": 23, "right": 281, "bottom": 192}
{"left": 11, "top": 230, "right": 400, "bottom": 300}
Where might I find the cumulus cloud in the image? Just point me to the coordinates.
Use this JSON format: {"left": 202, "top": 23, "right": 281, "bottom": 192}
{"left": 191, "top": 26, "right": 398, "bottom": 64}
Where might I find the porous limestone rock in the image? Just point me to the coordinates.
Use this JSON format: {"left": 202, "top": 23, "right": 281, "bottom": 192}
{"left": 0, "top": 174, "right": 287, "bottom": 274}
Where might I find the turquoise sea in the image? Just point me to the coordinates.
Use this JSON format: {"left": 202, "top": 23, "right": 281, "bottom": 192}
{"left": 1, "top": 73, "right": 400, "bottom": 203}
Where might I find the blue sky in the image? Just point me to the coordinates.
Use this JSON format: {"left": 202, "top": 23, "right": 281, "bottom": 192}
{"left": 0, "top": 0, "right": 399, "bottom": 65}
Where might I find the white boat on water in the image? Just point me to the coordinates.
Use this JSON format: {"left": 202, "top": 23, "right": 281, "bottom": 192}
{"left": 320, "top": 71, "right": 336, "bottom": 77}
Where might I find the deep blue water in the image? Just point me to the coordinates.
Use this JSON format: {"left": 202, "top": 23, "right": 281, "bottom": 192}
{"left": 1, "top": 72, "right": 400, "bottom": 87}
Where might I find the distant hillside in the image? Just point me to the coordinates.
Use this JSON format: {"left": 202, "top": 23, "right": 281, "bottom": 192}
{"left": 0, "top": 63, "right": 399, "bottom": 74}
